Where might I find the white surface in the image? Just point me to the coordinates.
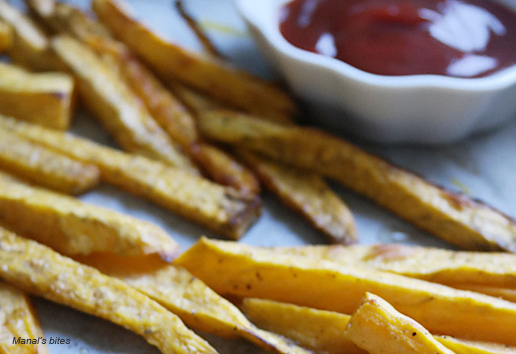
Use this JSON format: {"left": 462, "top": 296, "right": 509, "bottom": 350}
{"left": 236, "top": 0, "right": 516, "bottom": 144}
{"left": 6, "top": 0, "right": 516, "bottom": 353}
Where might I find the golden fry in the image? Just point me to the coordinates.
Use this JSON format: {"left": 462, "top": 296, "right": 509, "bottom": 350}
{"left": 33, "top": 3, "right": 261, "bottom": 194}
{"left": 0, "top": 0, "right": 58, "bottom": 71}
{"left": 0, "top": 62, "right": 74, "bottom": 130}
{"left": 242, "top": 298, "right": 364, "bottom": 354}
{"left": 194, "top": 145, "right": 260, "bottom": 195}
{"left": 0, "top": 130, "right": 99, "bottom": 194}
{"left": 26, "top": 0, "right": 113, "bottom": 40}
{"left": 272, "top": 244, "right": 516, "bottom": 288}
{"left": 0, "top": 282, "right": 48, "bottom": 354}
{"left": 0, "top": 116, "right": 261, "bottom": 239}
{"left": 346, "top": 293, "right": 455, "bottom": 354}
{"left": 51, "top": 35, "right": 199, "bottom": 175}
{"left": 0, "top": 227, "right": 217, "bottom": 354}
{"left": 79, "top": 254, "right": 310, "bottom": 354}
{"left": 26, "top": 0, "right": 200, "bottom": 150}
{"left": 171, "top": 83, "right": 225, "bottom": 116}
{"left": 176, "top": 238, "right": 516, "bottom": 345}
{"left": 87, "top": 38, "right": 260, "bottom": 193}
{"left": 243, "top": 298, "right": 516, "bottom": 354}
{"left": 198, "top": 110, "right": 516, "bottom": 252}
{"left": 452, "top": 285, "right": 516, "bottom": 303}
{"left": 239, "top": 150, "right": 357, "bottom": 244}
{"left": 92, "top": 0, "right": 296, "bottom": 123}
{"left": 0, "top": 21, "right": 12, "bottom": 54}
{"left": 435, "top": 336, "right": 516, "bottom": 354}
{"left": 174, "top": 0, "right": 224, "bottom": 59}
{"left": 0, "top": 171, "right": 179, "bottom": 260}
{"left": 101, "top": 44, "right": 199, "bottom": 148}
{"left": 33, "top": 1, "right": 261, "bottom": 193}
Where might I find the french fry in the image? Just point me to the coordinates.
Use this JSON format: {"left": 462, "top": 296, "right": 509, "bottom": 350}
{"left": 0, "top": 171, "right": 179, "bottom": 260}
{"left": 35, "top": 0, "right": 266, "bottom": 194}
{"left": 271, "top": 244, "right": 516, "bottom": 289}
{"left": 198, "top": 110, "right": 516, "bottom": 253}
{"left": 26, "top": 0, "right": 114, "bottom": 40}
{"left": 0, "top": 282, "right": 48, "bottom": 354}
{"left": 26, "top": 0, "right": 200, "bottom": 155}
{"left": 0, "top": 164, "right": 295, "bottom": 353}
{"left": 27, "top": 0, "right": 198, "bottom": 150}
{"left": 194, "top": 145, "right": 260, "bottom": 196}
{"left": 0, "top": 130, "right": 99, "bottom": 194}
{"left": 50, "top": 35, "right": 199, "bottom": 175}
{"left": 0, "top": 62, "right": 75, "bottom": 130}
{"left": 87, "top": 39, "right": 261, "bottom": 195}
{"left": 452, "top": 285, "right": 516, "bottom": 303}
{"left": 242, "top": 298, "right": 364, "bottom": 354}
{"left": 176, "top": 238, "right": 516, "bottom": 345}
{"left": 79, "top": 254, "right": 310, "bottom": 354}
{"left": 0, "top": 0, "right": 58, "bottom": 71}
{"left": 92, "top": 41, "right": 200, "bottom": 148}
{"left": 0, "top": 116, "right": 261, "bottom": 239}
{"left": 27, "top": 1, "right": 259, "bottom": 194}
{"left": 0, "top": 227, "right": 218, "bottom": 354}
{"left": 239, "top": 150, "right": 357, "bottom": 244}
{"left": 174, "top": 0, "right": 224, "bottom": 59}
{"left": 0, "top": 21, "right": 12, "bottom": 54}
{"left": 346, "top": 293, "right": 455, "bottom": 354}
{"left": 171, "top": 83, "right": 225, "bottom": 115}
{"left": 435, "top": 336, "right": 516, "bottom": 354}
{"left": 92, "top": 0, "right": 296, "bottom": 124}
{"left": 243, "top": 298, "right": 516, "bottom": 354}
{"left": 32, "top": 5, "right": 261, "bottom": 195}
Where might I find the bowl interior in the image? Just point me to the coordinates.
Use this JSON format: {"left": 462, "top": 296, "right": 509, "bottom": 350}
{"left": 236, "top": 0, "right": 516, "bottom": 90}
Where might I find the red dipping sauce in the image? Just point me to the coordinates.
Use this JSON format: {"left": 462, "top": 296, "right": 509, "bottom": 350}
{"left": 280, "top": 0, "right": 516, "bottom": 77}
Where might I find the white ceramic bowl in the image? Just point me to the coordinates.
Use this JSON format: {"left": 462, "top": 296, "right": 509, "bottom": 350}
{"left": 235, "top": 0, "right": 516, "bottom": 144}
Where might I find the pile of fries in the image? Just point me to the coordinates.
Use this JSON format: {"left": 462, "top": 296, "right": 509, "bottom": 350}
{"left": 0, "top": 0, "right": 516, "bottom": 353}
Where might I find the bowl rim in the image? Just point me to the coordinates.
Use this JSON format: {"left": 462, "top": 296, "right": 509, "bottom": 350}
{"left": 235, "top": 0, "right": 516, "bottom": 91}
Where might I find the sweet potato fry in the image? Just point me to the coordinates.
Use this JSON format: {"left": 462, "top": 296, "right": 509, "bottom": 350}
{"left": 26, "top": 2, "right": 260, "bottom": 194}
{"left": 174, "top": 0, "right": 224, "bottom": 59}
{"left": 0, "top": 0, "right": 58, "bottom": 71}
{"left": 79, "top": 254, "right": 310, "bottom": 354}
{"left": 95, "top": 42, "right": 200, "bottom": 148}
{"left": 0, "top": 116, "right": 261, "bottom": 239}
{"left": 242, "top": 298, "right": 364, "bottom": 354}
{"left": 0, "top": 227, "right": 217, "bottom": 354}
{"left": 0, "top": 171, "right": 178, "bottom": 260}
{"left": 26, "top": 0, "right": 113, "bottom": 40}
{"left": 239, "top": 150, "right": 357, "bottom": 244}
{"left": 272, "top": 244, "right": 516, "bottom": 289}
{"left": 346, "top": 293, "right": 455, "bottom": 354}
{"left": 51, "top": 35, "right": 199, "bottom": 175}
{"left": 176, "top": 238, "right": 516, "bottom": 345}
{"left": 92, "top": 0, "right": 296, "bottom": 123}
{"left": 452, "top": 285, "right": 516, "bottom": 303}
{"left": 26, "top": 0, "right": 201, "bottom": 150}
{"left": 243, "top": 298, "right": 516, "bottom": 354}
{"left": 0, "top": 62, "right": 75, "bottom": 130}
{"left": 198, "top": 110, "right": 516, "bottom": 252}
{"left": 0, "top": 21, "right": 11, "bottom": 54}
{"left": 33, "top": 5, "right": 260, "bottom": 194}
{"left": 0, "top": 282, "right": 48, "bottom": 354}
{"left": 171, "top": 83, "right": 225, "bottom": 115}
{"left": 86, "top": 39, "right": 260, "bottom": 194}
{"left": 435, "top": 336, "right": 516, "bottom": 354}
{"left": 0, "top": 130, "right": 99, "bottom": 194}
{"left": 194, "top": 145, "right": 260, "bottom": 196}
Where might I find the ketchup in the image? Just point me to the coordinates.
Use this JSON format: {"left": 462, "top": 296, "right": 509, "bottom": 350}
{"left": 280, "top": 0, "right": 516, "bottom": 77}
